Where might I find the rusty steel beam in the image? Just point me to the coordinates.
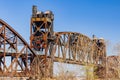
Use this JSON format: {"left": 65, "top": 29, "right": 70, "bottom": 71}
{"left": 0, "top": 19, "right": 36, "bottom": 56}
{"left": 0, "top": 19, "right": 36, "bottom": 77}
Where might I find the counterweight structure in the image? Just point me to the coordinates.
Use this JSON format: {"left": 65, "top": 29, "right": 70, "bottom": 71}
{"left": 30, "top": 5, "right": 54, "bottom": 51}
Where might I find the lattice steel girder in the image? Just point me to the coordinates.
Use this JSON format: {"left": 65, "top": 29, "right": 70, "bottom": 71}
{"left": 49, "top": 32, "right": 106, "bottom": 65}
{"left": 42, "top": 31, "right": 106, "bottom": 78}
{"left": 0, "top": 19, "right": 36, "bottom": 77}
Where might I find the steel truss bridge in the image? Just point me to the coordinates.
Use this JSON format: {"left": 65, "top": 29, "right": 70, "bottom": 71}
{"left": 0, "top": 6, "right": 110, "bottom": 79}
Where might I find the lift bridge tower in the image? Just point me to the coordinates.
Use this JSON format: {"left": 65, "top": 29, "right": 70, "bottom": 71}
{"left": 30, "top": 5, "right": 55, "bottom": 77}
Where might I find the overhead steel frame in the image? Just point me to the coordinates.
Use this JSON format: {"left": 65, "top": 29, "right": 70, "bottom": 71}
{"left": 0, "top": 19, "right": 36, "bottom": 77}
{"left": 51, "top": 32, "right": 106, "bottom": 78}
{"left": 30, "top": 6, "right": 106, "bottom": 78}
{"left": 30, "top": 31, "right": 106, "bottom": 78}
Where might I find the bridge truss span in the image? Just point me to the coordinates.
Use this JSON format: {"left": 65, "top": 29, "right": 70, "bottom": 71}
{"left": 30, "top": 5, "right": 106, "bottom": 78}
{"left": 52, "top": 32, "right": 94, "bottom": 65}
{"left": 0, "top": 19, "right": 36, "bottom": 77}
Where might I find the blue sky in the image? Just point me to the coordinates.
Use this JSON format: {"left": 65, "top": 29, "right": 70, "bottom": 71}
{"left": 0, "top": 0, "right": 120, "bottom": 55}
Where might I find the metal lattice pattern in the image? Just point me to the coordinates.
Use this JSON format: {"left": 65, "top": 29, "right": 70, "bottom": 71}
{"left": 0, "top": 19, "right": 106, "bottom": 78}
{"left": 50, "top": 32, "right": 93, "bottom": 64}
{"left": 46, "top": 32, "right": 106, "bottom": 65}
{"left": 0, "top": 19, "right": 36, "bottom": 77}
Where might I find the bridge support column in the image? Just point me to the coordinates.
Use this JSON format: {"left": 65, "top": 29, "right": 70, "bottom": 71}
{"left": 47, "top": 58, "right": 53, "bottom": 78}
{"left": 94, "top": 63, "right": 106, "bottom": 79}
{"left": 93, "top": 37, "right": 106, "bottom": 79}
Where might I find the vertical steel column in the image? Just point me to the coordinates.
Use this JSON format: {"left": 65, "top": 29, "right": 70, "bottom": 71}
{"left": 3, "top": 25, "right": 6, "bottom": 72}
{"left": 93, "top": 37, "right": 106, "bottom": 79}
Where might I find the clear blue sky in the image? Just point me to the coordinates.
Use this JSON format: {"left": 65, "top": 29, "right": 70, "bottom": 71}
{"left": 0, "top": 0, "right": 120, "bottom": 55}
